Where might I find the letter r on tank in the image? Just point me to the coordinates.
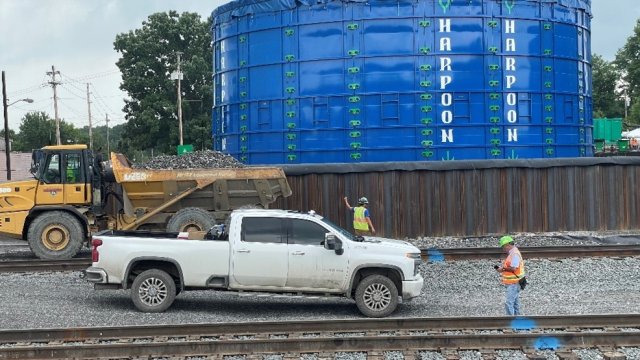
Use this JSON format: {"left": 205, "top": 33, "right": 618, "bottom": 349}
{"left": 440, "top": 57, "right": 452, "bottom": 71}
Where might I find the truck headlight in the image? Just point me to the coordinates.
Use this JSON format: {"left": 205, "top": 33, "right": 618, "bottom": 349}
{"left": 405, "top": 253, "right": 421, "bottom": 260}
{"left": 406, "top": 253, "right": 422, "bottom": 276}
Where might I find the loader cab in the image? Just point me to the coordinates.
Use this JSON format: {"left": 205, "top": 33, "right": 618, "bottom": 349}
{"left": 31, "top": 145, "right": 94, "bottom": 206}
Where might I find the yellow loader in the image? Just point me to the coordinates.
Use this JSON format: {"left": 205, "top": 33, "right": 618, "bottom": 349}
{"left": 0, "top": 145, "right": 291, "bottom": 260}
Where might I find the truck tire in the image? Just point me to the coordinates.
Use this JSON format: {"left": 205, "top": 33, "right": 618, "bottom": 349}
{"left": 167, "top": 207, "right": 216, "bottom": 233}
{"left": 131, "top": 269, "right": 176, "bottom": 313}
{"left": 355, "top": 274, "right": 399, "bottom": 318}
{"left": 27, "top": 211, "right": 84, "bottom": 260}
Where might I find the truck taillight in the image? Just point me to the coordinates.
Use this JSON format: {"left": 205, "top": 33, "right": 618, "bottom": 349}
{"left": 91, "top": 238, "right": 103, "bottom": 262}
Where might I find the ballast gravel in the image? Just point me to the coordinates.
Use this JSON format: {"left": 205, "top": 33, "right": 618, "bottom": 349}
{"left": 1, "top": 257, "right": 640, "bottom": 330}
{"left": 131, "top": 150, "right": 244, "bottom": 170}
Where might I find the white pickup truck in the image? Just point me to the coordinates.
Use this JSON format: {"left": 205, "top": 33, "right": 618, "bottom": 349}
{"left": 84, "top": 209, "right": 424, "bottom": 317}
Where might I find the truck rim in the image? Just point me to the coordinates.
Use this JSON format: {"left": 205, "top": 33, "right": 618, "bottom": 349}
{"left": 41, "top": 224, "right": 70, "bottom": 251}
{"left": 138, "top": 277, "right": 168, "bottom": 306}
{"left": 363, "top": 283, "right": 391, "bottom": 311}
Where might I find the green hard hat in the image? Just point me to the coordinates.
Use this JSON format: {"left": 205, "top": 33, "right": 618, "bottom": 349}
{"left": 499, "top": 235, "right": 514, "bottom": 247}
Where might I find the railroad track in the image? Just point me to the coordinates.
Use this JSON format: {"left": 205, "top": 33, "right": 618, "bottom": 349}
{"left": 1, "top": 244, "right": 640, "bottom": 273}
{"left": 0, "top": 314, "right": 638, "bottom": 359}
{"left": 0, "top": 258, "right": 89, "bottom": 273}
{"left": 423, "top": 244, "right": 640, "bottom": 261}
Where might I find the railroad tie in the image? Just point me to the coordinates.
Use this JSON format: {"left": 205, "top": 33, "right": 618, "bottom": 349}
{"left": 479, "top": 349, "right": 496, "bottom": 359}
{"left": 602, "top": 352, "right": 627, "bottom": 360}
{"left": 556, "top": 351, "right": 579, "bottom": 360}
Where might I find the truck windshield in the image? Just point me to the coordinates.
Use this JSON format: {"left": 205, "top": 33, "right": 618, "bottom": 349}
{"left": 318, "top": 217, "right": 355, "bottom": 242}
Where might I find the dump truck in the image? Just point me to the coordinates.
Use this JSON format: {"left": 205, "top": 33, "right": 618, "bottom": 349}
{"left": 0, "top": 145, "right": 292, "bottom": 260}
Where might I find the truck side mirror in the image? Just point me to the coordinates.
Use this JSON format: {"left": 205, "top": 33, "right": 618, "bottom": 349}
{"left": 324, "top": 234, "right": 336, "bottom": 250}
{"left": 324, "top": 234, "right": 343, "bottom": 255}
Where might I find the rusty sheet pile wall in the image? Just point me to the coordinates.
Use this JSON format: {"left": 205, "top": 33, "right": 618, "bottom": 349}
{"left": 278, "top": 158, "right": 640, "bottom": 238}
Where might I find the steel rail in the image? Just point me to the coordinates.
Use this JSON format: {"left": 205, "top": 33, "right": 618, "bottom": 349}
{"left": 0, "top": 331, "right": 638, "bottom": 359}
{"left": 1, "top": 244, "right": 640, "bottom": 273}
{"left": 0, "top": 314, "right": 638, "bottom": 344}
{"left": 422, "top": 244, "right": 640, "bottom": 261}
{"left": 0, "top": 258, "right": 89, "bottom": 273}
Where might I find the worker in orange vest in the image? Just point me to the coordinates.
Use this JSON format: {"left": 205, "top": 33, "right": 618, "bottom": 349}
{"left": 343, "top": 196, "right": 376, "bottom": 236}
{"left": 495, "top": 235, "right": 526, "bottom": 316}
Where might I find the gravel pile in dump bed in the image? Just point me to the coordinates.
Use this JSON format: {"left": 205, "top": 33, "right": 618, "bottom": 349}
{"left": 132, "top": 150, "right": 244, "bottom": 170}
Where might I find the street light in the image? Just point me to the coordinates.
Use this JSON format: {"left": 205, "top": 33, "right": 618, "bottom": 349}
{"left": 2, "top": 94, "right": 34, "bottom": 181}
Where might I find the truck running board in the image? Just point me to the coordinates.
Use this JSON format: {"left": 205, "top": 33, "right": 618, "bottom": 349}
{"left": 235, "top": 291, "right": 344, "bottom": 301}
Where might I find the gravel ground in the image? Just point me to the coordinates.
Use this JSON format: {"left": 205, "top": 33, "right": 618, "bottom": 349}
{"left": 0, "top": 257, "right": 639, "bottom": 330}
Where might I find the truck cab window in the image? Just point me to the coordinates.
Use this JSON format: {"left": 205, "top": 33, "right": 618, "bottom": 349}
{"left": 241, "top": 217, "right": 284, "bottom": 243}
{"left": 64, "top": 153, "right": 82, "bottom": 184}
{"left": 41, "top": 154, "right": 61, "bottom": 184}
{"left": 289, "top": 219, "right": 327, "bottom": 246}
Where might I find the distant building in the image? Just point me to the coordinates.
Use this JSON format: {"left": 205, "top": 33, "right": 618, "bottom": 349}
{"left": 0, "top": 140, "right": 33, "bottom": 181}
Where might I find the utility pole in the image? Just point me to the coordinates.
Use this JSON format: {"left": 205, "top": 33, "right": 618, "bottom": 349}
{"left": 86, "top": 83, "right": 93, "bottom": 149}
{"left": 171, "top": 52, "right": 184, "bottom": 146}
{"left": 105, "top": 113, "right": 110, "bottom": 155}
{"left": 2, "top": 71, "right": 10, "bottom": 180}
{"left": 47, "top": 65, "right": 61, "bottom": 145}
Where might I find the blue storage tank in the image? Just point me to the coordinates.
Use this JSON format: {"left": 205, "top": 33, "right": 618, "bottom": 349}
{"left": 212, "top": 0, "right": 592, "bottom": 164}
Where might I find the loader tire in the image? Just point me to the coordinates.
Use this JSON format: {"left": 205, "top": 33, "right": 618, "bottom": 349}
{"left": 167, "top": 207, "right": 216, "bottom": 233}
{"left": 27, "top": 211, "right": 84, "bottom": 260}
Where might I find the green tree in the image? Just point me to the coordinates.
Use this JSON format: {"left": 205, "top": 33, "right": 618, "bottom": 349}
{"left": 592, "top": 54, "right": 624, "bottom": 119}
{"left": 616, "top": 19, "right": 640, "bottom": 124}
{"left": 114, "top": 11, "right": 213, "bottom": 156}
{"left": 12, "top": 112, "right": 83, "bottom": 151}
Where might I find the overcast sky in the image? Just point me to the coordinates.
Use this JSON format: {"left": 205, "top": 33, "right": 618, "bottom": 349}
{"left": 1, "top": 0, "right": 639, "bottom": 133}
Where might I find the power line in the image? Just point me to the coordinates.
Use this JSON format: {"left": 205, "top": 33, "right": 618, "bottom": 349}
{"left": 7, "top": 75, "right": 49, "bottom": 96}
{"left": 60, "top": 69, "right": 120, "bottom": 83}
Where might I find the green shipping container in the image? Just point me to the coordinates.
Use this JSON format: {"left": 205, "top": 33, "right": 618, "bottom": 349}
{"left": 594, "top": 118, "right": 623, "bottom": 143}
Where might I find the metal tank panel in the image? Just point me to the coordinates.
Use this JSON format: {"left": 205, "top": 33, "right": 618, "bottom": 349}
{"left": 212, "top": 0, "right": 592, "bottom": 164}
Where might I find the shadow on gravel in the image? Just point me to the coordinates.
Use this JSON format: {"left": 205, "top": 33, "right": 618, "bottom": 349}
{"left": 88, "top": 292, "right": 414, "bottom": 319}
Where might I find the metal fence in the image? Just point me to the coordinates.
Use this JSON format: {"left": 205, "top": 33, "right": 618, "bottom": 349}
{"left": 276, "top": 157, "right": 640, "bottom": 238}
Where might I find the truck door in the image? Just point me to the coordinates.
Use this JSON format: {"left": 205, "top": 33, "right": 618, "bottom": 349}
{"left": 285, "top": 218, "right": 349, "bottom": 290}
{"left": 231, "top": 217, "right": 288, "bottom": 287}
{"left": 35, "top": 153, "right": 65, "bottom": 205}
{"left": 62, "top": 152, "right": 87, "bottom": 204}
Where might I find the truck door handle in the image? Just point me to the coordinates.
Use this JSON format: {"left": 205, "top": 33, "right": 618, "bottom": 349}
{"left": 237, "top": 249, "right": 250, "bottom": 253}
{"left": 291, "top": 251, "right": 305, "bottom": 256}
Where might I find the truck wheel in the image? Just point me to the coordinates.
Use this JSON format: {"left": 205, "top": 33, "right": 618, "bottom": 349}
{"left": 355, "top": 274, "right": 399, "bottom": 318}
{"left": 27, "top": 211, "right": 84, "bottom": 260}
{"left": 167, "top": 207, "right": 215, "bottom": 232}
{"left": 131, "top": 269, "right": 176, "bottom": 312}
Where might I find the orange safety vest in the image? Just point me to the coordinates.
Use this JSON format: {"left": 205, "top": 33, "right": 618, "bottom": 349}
{"left": 353, "top": 206, "right": 369, "bottom": 231}
{"left": 501, "top": 247, "right": 525, "bottom": 285}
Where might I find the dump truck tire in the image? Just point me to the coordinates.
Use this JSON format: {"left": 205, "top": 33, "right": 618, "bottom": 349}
{"left": 167, "top": 207, "right": 216, "bottom": 233}
{"left": 27, "top": 211, "right": 84, "bottom": 260}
